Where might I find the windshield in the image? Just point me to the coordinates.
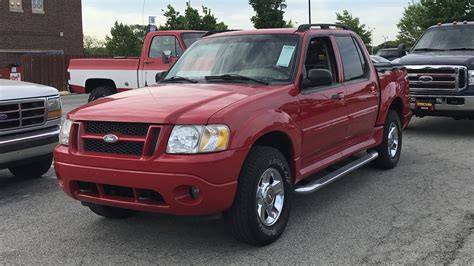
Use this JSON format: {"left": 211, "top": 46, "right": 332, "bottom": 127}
{"left": 164, "top": 34, "right": 300, "bottom": 84}
{"left": 181, "top": 32, "right": 205, "bottom": 48}
{"left": 413, "top": 26, "right": 474, "bottom": 51}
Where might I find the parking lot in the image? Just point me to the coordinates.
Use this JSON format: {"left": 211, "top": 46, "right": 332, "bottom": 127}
{"left": 1, "top": 94, "right": 473, "bottom": 264}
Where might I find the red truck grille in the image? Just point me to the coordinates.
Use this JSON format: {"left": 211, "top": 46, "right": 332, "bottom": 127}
{"left": 84, "top": 139, "right": 144, "bottom": 156}
{"left": 85, "top": 121, "right": 150, "bottom": 136}
{"left": 77, "top": 121, "right": 161, "bottom": 157}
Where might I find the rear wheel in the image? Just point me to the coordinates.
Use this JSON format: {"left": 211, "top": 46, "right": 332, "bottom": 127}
{"left": 9, "top": 154, "right": 53, "bottom": 179}
{"left": 88, "top": 203, "right": 137, "bottom": 219}
{"left": 88, "top": 86, "right": 115, "bottom": 102}
{"left": 373, "top": 110, "right": 402, "bottom": 169}
{"left": 227, "top": 146, "right": 292, "bottom": 246}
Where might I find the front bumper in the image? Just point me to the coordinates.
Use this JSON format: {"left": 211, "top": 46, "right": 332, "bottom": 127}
{"left": 410, "top": 95, "right": 474, "bottom": 117}
{"left": 54, "top": 145, "right": 250, "bottom": 216}
{"left": 0, "top": 126, "right": 59, "bottom": 167}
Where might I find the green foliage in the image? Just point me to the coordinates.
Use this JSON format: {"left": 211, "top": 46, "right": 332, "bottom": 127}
{"left": 397, "top": 0, "right": 474, "bottom": 46}
{"left": 159, "top": 4, "right": 228, "bottom": 31}
{"left": 249, "top": 0, "right": 289, "bottom": 29}
{"left": 105, "top": 22, "right": 148, "bottom": 57}
{"left": 373, "top": 40, "right": 403, "bottom": 54}
{"left": 83, "top": 35, "right": 108, "bottom": 56}
{"left": 335, "top": 10, "right": 373, "bottom": 44}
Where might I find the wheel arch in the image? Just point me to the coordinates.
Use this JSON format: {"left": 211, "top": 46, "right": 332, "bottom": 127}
{"left": 388, "top": 97, "right": 404, "bottom": 123}
{"left": 85, "top": 79, "right": 117, "bottom": 94}
{"left": 213, "top": 109, "right": 302, "bottom": 182}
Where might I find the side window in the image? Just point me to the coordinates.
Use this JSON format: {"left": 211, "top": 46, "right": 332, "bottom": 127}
{"left": 32, "top": 0, "right": 44, "bottom": 14}
{"left": 335, "top": 36, "right": 366, "bottom": 81}
{"left": 304, "top": 36, "right": 338, "bottom": 84}
{"left": 149, "top": 36, "right": 183, "bottom": 58}
{"left": 10, "top": 0, "right": 23, "bottom": 12}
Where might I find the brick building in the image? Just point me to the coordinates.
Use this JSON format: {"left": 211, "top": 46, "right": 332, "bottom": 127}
{"left": 0, "top": 0, "right": 83, "bottom": 70}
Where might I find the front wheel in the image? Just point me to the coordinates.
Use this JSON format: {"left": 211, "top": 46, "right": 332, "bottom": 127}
{"left": 88, "top": 86, "right": 115, "bottom": 102}
{"left": 372, "top": 110, "right": 402, "bottom": 169}
{"left": 226, "top": 146, "right": 292, "bottom": 246}
{"left": 9, "top": 154, "right": 53, "bottom": 179}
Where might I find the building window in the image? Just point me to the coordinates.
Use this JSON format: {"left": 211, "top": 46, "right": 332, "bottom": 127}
{"left": 32, "top": 0, "right": 44, "bottom": 14}
{"left": 9, "top": 0, "right": 23, "bottom": 12}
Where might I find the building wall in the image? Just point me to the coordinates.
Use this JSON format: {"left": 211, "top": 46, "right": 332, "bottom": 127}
{"left": 0, "top": 0, "right": 83, "bottom": 68}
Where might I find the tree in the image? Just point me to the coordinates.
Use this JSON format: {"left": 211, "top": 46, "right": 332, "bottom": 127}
{"left": 159, "top": 4, "right": 228, "bottom": 31}
{"left": 83, "top": 35, "right": 108, "bottom": 56}
{"left": 249, "top": 0, "right": 289, "bottom": 29}
{"left": 335, "top": 10, "right": 372, "bottom": 44}
{"left": 105, "top": 22, "right": 148, "bottom": 57}
{"left": 397, "top": 0, "right": 474, "bottom": 46}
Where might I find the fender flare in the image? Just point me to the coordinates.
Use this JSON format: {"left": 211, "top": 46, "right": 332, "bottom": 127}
{"left": 376, "top": 81, "right": 402, "bottom": 126}
{"left": 229, "top": 109, "right": 302, "bottom": 179}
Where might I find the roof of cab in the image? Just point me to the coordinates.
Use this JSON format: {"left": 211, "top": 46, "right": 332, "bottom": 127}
{"left": 429, "top": 21, "right": 474, "bottom": 29}
{"left": 203, "top": 26, "right": 352, "bottom": 38}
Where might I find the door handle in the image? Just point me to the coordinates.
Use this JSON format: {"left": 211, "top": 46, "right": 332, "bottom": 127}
{"left": 144, "top": 60, "right": 154, "bottom": 64}
{"left": 331, "top": 92, "right": 345, "bottom": 100}
{"left": 370, "top": 86, "right": 377, "bottom": 93}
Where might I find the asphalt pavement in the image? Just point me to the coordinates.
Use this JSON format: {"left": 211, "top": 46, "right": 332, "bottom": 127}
{"left": 0, "top": 94, "right": 473, "bottom": 264}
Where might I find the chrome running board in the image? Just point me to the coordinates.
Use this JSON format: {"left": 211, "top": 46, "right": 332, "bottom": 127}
{"left": 294, "top": 151, "right": 379, "bottom": 195}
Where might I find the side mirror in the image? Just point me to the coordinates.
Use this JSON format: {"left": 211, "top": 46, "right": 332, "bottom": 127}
{"left": 304, "top": 69, "right": 333, "bottom": 88}
{"left": 397, "top": 44, "right": 407, "bottom": 58}
{"left": 162, "top": 51, "right": 172, "bottom": 64}
{"left": 155, "top": 72, "right": 166, "bottom": 83}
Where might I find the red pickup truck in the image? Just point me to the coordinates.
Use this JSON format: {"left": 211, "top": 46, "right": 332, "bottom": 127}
{"left": 55, "top": 25, "right": 411, "bottom": 246}
{"left": 68, "top": 30, "right": 205, "bottom": 101}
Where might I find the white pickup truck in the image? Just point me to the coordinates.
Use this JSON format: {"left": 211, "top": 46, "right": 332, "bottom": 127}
{"left": 68, "top": 30, "right": 205, "bottom": 102}
{"left": 0, "top": 79, "right": 62, "bottom": 178}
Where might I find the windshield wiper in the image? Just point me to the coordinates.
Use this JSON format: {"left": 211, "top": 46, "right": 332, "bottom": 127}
{"left": 447, "top": 48, "right": 474, "bottom": 51}
{"left": 412, "top": 48, "right": 446, "bottom": 52}
{"left": 205, "top": 74, "right": 269, "bottom": 85}
{"left": 161, "top": 76, "right": 198, "bottom": 83}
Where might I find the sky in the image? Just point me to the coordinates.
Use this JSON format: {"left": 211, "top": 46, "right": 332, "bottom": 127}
{"left": 82, "top": 0, "right": 409, "bottom": 45}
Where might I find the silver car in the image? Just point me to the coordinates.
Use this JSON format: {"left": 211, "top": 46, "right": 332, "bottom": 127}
{"left": 0, "top": 79, "right": 61, "bottom": 178}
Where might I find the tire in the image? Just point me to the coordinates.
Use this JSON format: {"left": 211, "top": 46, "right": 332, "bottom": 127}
{"left": 88, "top": 203, "right": 137, "bottom": 219}
{"left": 88, "top": 86, "right": 115, "bottom": 102}
{"left": 227, "top": 146, "right": 292, "bottom": 246}
{"left": 9, "top": 153, "right": 53, "bottom": 179}
{"left": 373, "top": 110, "right": 402, "bottom": 169}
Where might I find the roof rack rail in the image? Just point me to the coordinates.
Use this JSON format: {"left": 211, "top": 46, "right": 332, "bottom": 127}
{"left": 296, "top": 24, "right": 351, "bottom": 32}
{"left": 202, "top": 30, "right": 240, "bottom": 38}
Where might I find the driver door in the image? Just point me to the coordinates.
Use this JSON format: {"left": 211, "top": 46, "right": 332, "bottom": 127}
{"left": 141, "top": 35, "right": 183, "bottom": 86}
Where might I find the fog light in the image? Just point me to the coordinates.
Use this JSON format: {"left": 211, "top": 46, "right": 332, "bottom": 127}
{"left": 436, "top": 98, "right": 443, "bottom": 104}
{"left": 190, "top": 186, "right": 200, "bottom": 200}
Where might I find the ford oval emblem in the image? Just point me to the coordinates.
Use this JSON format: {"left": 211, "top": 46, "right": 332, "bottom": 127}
{"left": 419, "top": 75, "right": 434, "bottom": 82}
{"left": 103, "top": 134, "right": 119, "bottom": 144}
{"left": 0, "top": 114, "right": 7, "bottom": 121}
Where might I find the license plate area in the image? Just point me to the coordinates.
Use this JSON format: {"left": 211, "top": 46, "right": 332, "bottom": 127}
{"left": 416, "top": 100, "right": 435, "bottom": 111}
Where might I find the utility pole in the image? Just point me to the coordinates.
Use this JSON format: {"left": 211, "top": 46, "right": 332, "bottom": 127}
{"left": 308, "top": 0, "right": 312, "bottom": 24}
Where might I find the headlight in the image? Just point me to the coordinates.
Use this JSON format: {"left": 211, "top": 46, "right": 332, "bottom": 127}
{"left": 469, "top": 70, "right": 474, "bottom": 86}
{"left": 47, "top": 96, "right": 62, "bottom": 120}
{"left": 59, "top": 119, "right": 73, "bottom": 146}
{"left": 167, "top": 125, "right": 230, "bottom": 154}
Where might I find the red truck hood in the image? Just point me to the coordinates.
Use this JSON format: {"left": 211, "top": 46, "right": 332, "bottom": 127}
{"left": 68, "top": 84, "right": 265, "bottom": 124}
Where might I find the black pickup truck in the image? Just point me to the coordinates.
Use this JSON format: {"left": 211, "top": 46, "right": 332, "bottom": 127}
{"left": 397, "top": 21, "right": 474, "bottom": 120}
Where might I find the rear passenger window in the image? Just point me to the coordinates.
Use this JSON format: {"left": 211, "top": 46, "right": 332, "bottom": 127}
{"left": 336, "top": 36, "right": 366, "bottom": 81}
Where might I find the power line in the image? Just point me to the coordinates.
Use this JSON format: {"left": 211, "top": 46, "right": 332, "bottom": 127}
{"left": 142, "top": 0, "right": 146, "bottom": 25}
